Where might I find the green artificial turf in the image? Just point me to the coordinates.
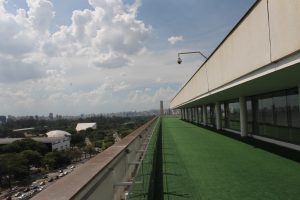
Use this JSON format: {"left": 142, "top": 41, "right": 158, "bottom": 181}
{"left": 162, "top": 117, "right": 300, "bottom": 200}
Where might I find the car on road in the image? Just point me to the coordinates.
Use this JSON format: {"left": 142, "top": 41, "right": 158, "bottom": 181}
{"left": 37, "top": 186, "right": 44, "bottom": 192}
{"left": 14, "top": 192, "right": 22, "bottom": 197}
{"left": 39, "top": 181, "right": 45, "bottom": 186}
{"left": 18, "top": 193, "right": 28, "bottom": 199}
{"left": 11, "top": 186, "right": 18, "bottom": 191}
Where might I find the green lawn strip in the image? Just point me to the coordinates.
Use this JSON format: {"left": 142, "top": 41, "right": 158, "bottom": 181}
{"left": 162, "top": 117, "right": 300, "bottom": 200}
{"left": 162, "top": 119, "right": 202, "bottom": 200}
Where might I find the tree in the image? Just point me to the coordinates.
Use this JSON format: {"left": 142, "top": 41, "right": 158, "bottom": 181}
{"left": 0, "top": 153, "right": 29, "bottom": 188}
{"left": 1, "top": 138, "right": 48, "bottom": 155}
{"left": 65, "top": 149, "right": 82, "bottom": 162}
{"left": 71, "top": 134, "right": 85, "bottom": 147}
{"left": 21, "top": 150, "right": 42, "bottom": 168}
{"left": 94, "top": 140, "right": 103, "bottom": 148}
{"left": 83, "top": 145, "right": 96, "bottom": 158}
{"left": 43, "top": 151, "right": 71, "bottom": 170}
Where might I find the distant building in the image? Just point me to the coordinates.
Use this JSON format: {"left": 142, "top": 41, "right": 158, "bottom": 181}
{"left": 13, "top": 128, "right": 35, "bottom": 132}
{"left": 46, "top": 130, "right": 71, "bottom": 138}
{"left": 76, "top": 123, "right": 97, "bottom": 132}
{"left": 0, "top": 115, "right": 6, "bottom": 124}
{"left": 49, "top": 113, "right": 53, "bottom": 120}
{"left": 160, "top": 101, "right": 164, "bottom": 115}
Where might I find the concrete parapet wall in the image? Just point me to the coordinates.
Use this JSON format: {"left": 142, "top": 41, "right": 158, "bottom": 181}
{"left": 31, "top": 117, "right": 157, "bottom": 200}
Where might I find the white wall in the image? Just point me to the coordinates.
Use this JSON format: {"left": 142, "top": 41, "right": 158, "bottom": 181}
{"left": 171, "top": 0, "right": 300, "bottom": 109}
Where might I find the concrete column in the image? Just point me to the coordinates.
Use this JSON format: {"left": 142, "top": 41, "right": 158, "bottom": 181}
{"left": 196, "top": 107, "right": 200, "bottom": 124}
{"left": 215, "top": 102, "right": 221, "bottom": 130}
{"left": 184, "top": 108, "right": 187, "bottom": 120}
{"left": 186, "top": 108, "right": 188, "bottom": 121}
{"left": 187, "top": 108, "right": 189, "bottom": 121}
{"left": 194, "top": 107, "right": 198, "bottom": 123}
{"left": 239, "top": 96, "right": 248, "bottom": 137}
{"left": 202, "top": 105, "right": 207, "bottom": 126}
{"left": 185, "top": 108, "right": 188, "bottom": 120}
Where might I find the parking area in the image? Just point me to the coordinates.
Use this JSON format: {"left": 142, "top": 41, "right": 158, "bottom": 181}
{"left": 1, "top": 164, "right": 78, "bottom": 200}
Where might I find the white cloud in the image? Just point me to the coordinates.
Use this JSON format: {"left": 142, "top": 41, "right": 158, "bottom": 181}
{"left": 44, "top": 0, "right": 151, "bottom": 68}
{"left": 125, "top": 87, "right": 176, "bottom": 110}
{"left": 0, "top": 0, "right": 199, "bottom": 115}
{"left": 168, "top": 35, "right": 183, "bottom": 45}
{"left": 27, "top": 0, "right": 55, "bottom": 33}
{"left": 0, "top": 0, "right": 151, "bottom": 85}
{"left": 0, "top": 55, "right": 46, "bottom": 82}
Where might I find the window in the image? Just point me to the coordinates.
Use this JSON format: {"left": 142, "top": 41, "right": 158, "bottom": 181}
{"left": 287, "top": 88, "right": 300, "bottom": 128}
{"left": 258, "top": 94, "right": 273, "bottom": 125}
{"left": 246, "top": 98, "right": 253, "bottom": 133}
{"left": 206, "top": 105, "right": 211, "bottom": 125}
{"left": 198, "top": 107, "right": 203, "bottom": 123}
{"left": 273, "top": 91, "right": 288, "bottom": 126}
{"left": 251, "top": 88, "right": 300, "bottom": 144}
{"left": 224, "top": 100, "right": 240, "bottom": 131}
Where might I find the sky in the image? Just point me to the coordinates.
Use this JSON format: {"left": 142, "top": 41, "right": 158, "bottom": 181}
{"left": 0, "top": 0, "right": 255, "bottom": 116}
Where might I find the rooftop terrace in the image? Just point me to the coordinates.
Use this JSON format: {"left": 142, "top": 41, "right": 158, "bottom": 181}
{"left": 162, "top": 117, "right": 300, "bottom": 199}
{"left": 130, "top": 117, "right": 300, "bottom": 199}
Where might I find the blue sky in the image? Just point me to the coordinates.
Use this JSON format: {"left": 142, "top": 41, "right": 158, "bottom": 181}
{"left": 0, "top": 0, "right": 255, "bottom": 115}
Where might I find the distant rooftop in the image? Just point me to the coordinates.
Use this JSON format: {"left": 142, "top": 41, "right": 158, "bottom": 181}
{"left": 13, "top": 128, "right": 35, "bottom": 132}
{"left": 76, "top": 123, "right": 97, "bottom": 132}
{"left": 46, "top": 130, "right": 71, "bottom": 137}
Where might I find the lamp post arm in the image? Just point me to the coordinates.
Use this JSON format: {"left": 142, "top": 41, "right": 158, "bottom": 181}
{"left": 178, "top": 51, "right": 207, "bottom": 60}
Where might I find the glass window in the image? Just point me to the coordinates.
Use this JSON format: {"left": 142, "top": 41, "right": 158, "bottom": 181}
{"left": 206, "top": 104, "right": 215, "bottom": 126}
{"left": 258, "top": 95, "right": 273, "bottom": 125}
{"left": 287, "top": 89, "right": 300, "bottom": 128}
{"left": 193, "top": 107, "right": 197, "bottom": 123}
{"left": 198, "top": 107, "right": 203, "bottom": 123}
{"left": 225, "top": 100, "right": 240, "bottom": 131}
{"left": 206, "top": 105, "right": 211, "bottom": 125}
{"left": 252, "top": 88, "right": 299, "bottom": 144}
{"left": 246, "top": 98, "right": 253, "bottom": 133}
{"left": 273, "top": 91, "right": 288, "bottom": 126}
{"left": 221, "top": 103, "right": 225, "bottom": 127}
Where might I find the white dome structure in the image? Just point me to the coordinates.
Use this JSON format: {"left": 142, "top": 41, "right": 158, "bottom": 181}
{"left": 46, "top": 130, "right": 71, "bottom": 138}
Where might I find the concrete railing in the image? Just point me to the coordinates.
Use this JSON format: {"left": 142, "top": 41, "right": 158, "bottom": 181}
{"left": 32, "top": 117, "right": 158, "bottom": 200}
{"left": 170, "top": 0, "right": 300, "bottom": 108}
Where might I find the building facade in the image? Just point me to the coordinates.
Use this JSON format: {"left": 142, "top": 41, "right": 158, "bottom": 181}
{"left": 170, "top": 0, "right": 300, "bottom": 151}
